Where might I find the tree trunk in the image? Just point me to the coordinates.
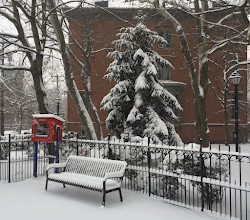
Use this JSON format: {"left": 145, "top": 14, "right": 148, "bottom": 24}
{"left": 82, "top": 81, "right": 103, "bottom": 140}
{"left": 31, "top": 65, "right": 48, "bottom": 114}
{"left": 156, "top": 5, "right": 209, "bottom": 147}
{"left": 194, "top": 96, "right": 209, "bottom": 147}
{"left": 69, "top": 35, "right": 103, "bottom": 140}
{"left": 47, "top": 0, "right": 97, "bottom": 140}
{"left": 81, "top": 54, "right": 103, "bottom": 140}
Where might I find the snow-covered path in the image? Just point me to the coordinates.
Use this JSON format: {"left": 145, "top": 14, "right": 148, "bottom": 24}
{"left": 0, "top": 177, "right": 224, "bottom": 220}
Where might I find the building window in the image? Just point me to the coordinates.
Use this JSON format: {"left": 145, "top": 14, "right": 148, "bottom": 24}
{"left": 158, "top": 64, "right": 172, "bottom": 80}
{"left": 158, "top": 30, "right": 172, "bottom": 49}
{"left": 160, "top": 81, "right": 186, "bottom": 123}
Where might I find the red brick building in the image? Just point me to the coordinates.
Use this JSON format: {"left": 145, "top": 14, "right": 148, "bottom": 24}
{"left": 66, "top": 7, "right": 247, "bottom": 144}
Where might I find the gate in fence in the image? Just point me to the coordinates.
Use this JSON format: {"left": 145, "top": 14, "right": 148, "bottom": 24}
{"left": 0, "top": 136, "right": 249, "bottom": 220}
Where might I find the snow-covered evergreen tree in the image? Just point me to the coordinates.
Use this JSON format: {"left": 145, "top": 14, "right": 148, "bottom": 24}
{"left": 101, "top": 18, "right": 183, "bottom": 146}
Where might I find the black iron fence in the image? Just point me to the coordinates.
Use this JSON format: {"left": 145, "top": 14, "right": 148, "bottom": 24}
{"left": 0, "top": 136, "right": 48, "bottom": 182}
{"left": 61, "top": 138, "right": 250, "bottom": 220}
{"left": 0, "top": 136, "right": 249, "bottom": 220}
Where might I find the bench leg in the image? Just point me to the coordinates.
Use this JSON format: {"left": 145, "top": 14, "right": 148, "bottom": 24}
{"left": 119, "top": 188, "right": 123, "bottom": 202}
{"left": 102, "top": 192, "right": 106, "bottom": 206}
{"left": 45, "top": 178, "right": 48, "bottom": 191}
{"left": 102, "top": 182, "right": 106, "bottom": 206}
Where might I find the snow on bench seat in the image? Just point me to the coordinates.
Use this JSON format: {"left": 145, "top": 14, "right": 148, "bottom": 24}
{"left": 48, "top": 172, "right": 121, "bottom": 191}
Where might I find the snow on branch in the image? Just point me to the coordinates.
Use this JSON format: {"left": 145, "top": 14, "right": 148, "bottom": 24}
{"left": 0, "top": 64, "right": 30, "bottom": 71}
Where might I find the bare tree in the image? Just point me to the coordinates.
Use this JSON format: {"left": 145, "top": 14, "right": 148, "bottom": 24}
{"left": 0, "top": 0, "right": 52, "bottom": 113}
{"left": 46, "top": 0, "right": 130, "bottom": 140}
{"left": 3, "top": 69, "right": 37, "bottom": 132}
{"left": 46, "top": 0, "right": 98, "bottom": 139}
{"left": 0, "top": 0, "right": 61, "bottom": 162}
{"left": 0, "top": 0, "right": 103, "bottom": 140}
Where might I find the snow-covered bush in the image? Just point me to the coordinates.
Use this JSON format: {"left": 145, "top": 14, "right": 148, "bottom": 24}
{"left": 160, "top": 144, "right": 228, "bottom": 204}
{"left": 60, "top": 131, "right": 78, "bottom": 157}
{"left": 122, "top": 141, "right": 228, "bottom": 204}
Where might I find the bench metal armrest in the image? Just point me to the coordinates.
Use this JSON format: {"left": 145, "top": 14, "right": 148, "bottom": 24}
{"left": 46, "top": 162, "right": 67, "bottom": 172}
{"left": 103, "top": 168, "right": 126, "bottom": 182}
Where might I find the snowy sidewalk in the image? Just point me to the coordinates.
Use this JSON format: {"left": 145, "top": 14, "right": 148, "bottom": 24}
{"left": 0, "top": 177, "right": 223, "bottom": 220}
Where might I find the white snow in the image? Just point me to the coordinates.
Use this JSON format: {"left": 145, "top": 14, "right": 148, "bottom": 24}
{"left": 135, "top": 73, "right": 149, "bottom": 91}
{"left": 32, "top": 114, "right": 65, "bottom": 122}
{"left": 73, "top": 81, "right": 97, "bottom": 140}
{"left": 199, "top": 85, "right": 204, "bottom": 98}
{"left": 0, "top": 176, "right": 223, "bottom": 220}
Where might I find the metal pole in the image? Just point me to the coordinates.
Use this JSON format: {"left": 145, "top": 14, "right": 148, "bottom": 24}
{"left": 57, "top": 101, "right": 60, "bottom": 116}
{"left": 200, "top": 138, "right": 205, "bottom": 211}
{"left": 76, "top": 133, "right": 79, "bottom": 156}
{"left": 234, "top": 84, "right": 239, "bottom": 152}
{"left": 0, "top": 140, "right": 1, "bottom": 181}
{"left": 56, "top": 75, "right": 60, "bottom": 116}
{"left": 0, "top": 41, "right": 4, "bottom": 136}
{"left": 8, "top": 134, "right": 11, "bottom": 183}
{"left": 33, "top": 142, "right": 38, "bottom": 178}
{"left": 147, "top": 137, "right": 151, "bottom": 196}
{"left": 55, "top": 126, "right": 60, "bottom": 173}
{"left": 56, "top": 126, "right": 60, "bottom": 163}
{"left": 108, "top": 134, "right": 111, "bottom": 159}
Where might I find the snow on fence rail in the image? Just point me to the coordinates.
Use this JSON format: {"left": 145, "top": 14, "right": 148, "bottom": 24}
{"left": 0, "top": 137, "right": 249, "bottom": 220}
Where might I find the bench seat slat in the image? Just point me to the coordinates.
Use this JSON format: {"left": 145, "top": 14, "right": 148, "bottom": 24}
{"left": 48, "top": 172, "right": 121, "bottom": 191}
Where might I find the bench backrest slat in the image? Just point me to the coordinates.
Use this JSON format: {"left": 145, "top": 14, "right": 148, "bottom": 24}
{"left": 65, "top": 155, "right": 127, "bottom": 178}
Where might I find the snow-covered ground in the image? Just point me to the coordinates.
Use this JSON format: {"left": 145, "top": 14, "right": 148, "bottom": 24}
{"left": 0, "top": 176, "right": 225, "bottom": 220}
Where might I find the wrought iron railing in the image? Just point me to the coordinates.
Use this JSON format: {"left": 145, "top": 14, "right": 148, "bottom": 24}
{"left": 0, "top": 136, "right": 249, "bottom": 220}
{"left": 0, "top": 136, "right": 48, "bottom": 182}
{"left": 61, "top": 138, "right": 250, "bottom": 220}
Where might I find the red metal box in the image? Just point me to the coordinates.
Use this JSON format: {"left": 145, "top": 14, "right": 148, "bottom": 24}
{"left": 31, "top": 114, "right": 64, "bottom": 142}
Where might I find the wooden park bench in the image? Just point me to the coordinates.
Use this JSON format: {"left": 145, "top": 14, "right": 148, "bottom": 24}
{"left": 45, "top": 155, "right": 127, "bottom": 206}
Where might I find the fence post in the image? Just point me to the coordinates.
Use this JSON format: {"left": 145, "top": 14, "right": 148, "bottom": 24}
{"left": 33, "top": 141, "right": 38, "bottom": 178}
{"left": 147, "top": 137, "right": 151, "bottom": 196}
{"left": 8, "top": 134, "right": 11, "bottom": 183}
{"left": 108, "top": 134, "right": 112, "bottom": 159}
{"left": 55, "top": 126, "right": 60, "bottom": 173}
{"left": 0, "top": 140, "right": 1, "bottom": 181}
{"left": 200, "top": 138, "right": 205, "bottom": 211}
{"left": 56, "top": 126, "right": 60, "bottom": 164}
{"left": 76, "top": 133, "right": 79, "bottom": 156}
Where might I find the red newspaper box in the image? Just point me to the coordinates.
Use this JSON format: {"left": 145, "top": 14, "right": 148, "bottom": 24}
{"left": 31, "top": 114, "right": 64, "bottom": 142}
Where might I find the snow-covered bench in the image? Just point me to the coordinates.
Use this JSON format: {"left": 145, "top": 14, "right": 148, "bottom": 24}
{"left": 45, "top": 155, "right": 127, "bottom": 206}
